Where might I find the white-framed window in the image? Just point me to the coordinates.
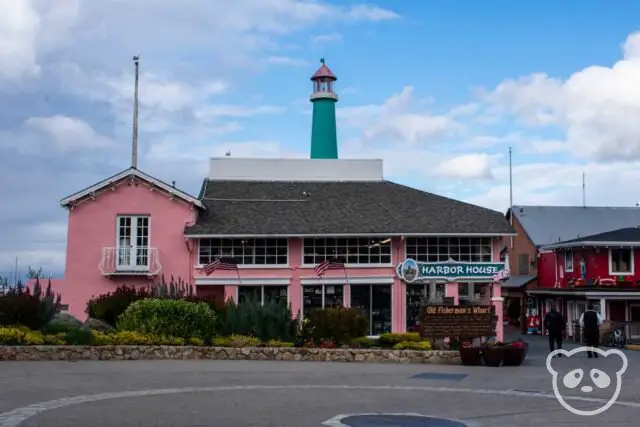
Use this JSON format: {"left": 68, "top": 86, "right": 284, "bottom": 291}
{"left": 237, "top": 285, "right": 288, "bottom": 306}
{"left": 302, "top": 237, "right": 391, "bottom": 265}
{"left": 116, "top": 215, "right": 150, "bottom": 270}
{"left": 198, "top": 238, "right": 288, "bottom": 266}
{"left": 405, "top": 237, "right": 492, "bottom": 262}
{"left": 302, "top": 285, "right": 344, "bottom": 316}
{"left": 564, "top": 251, "right": 574, "bottom": 272}
{"left": 609, "top": 248, "right": 634, "bottom": 275}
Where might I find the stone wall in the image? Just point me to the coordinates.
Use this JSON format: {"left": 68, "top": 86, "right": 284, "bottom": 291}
{"left": 0, "top": 346, "right": 461, "bottom": 364}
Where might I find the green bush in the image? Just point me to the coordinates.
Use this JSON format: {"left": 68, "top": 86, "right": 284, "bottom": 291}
{"left": 263, "top": 339, "right": 294, "bottom": 347}
{"left": 218, "top": 297, "right": 296, "bottom": 342}
{"left": 61, "top": 328, "right": 93, "bottom": 345}
{"left": 42, "top": 313, "right": 85, "bottom": 334}
{"left": 0, "top": 279, "right": 61, "bottom": 330}
{"left": 117, "top": 299, "right": 216, "bottom": 342}
{"left": 305, "top": 307, "right": 368, "bottom": 346}
{"left": 378, "top": 332, "right": 421, "bottom": 348}
{"left": 84, "top": 318, "right": 114, "bottom": 332}
{"left": 213, "top": 334, "right": 261, "bottom": 347}
{"left": 86, "top": 285, "right": 150, "bottom": 327}
{"left": 350, "top": 336, "right": 379, "bottom": 348}
{"left": 392, "top": 340, "right": 431, "bottom": 350}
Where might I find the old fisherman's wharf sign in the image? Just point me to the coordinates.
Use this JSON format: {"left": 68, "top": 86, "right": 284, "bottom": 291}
{"left": 396, "top": 258, "right": 507, "bottom": 283}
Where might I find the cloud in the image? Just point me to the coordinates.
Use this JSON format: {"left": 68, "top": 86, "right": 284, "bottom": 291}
{"left": 483, "top": 32, "right": 640, "bottom": 162}
{"left": 435, "top": 154, "right": 495, "bottom": 179}
{"left": 266, "top": 56, "right": 309, "bottom": 67}
{"left": 311, "top": 33, "right": 342, "bottom": 43}
{"left": 24, "top": 115, "right": 115, "bottom": 151}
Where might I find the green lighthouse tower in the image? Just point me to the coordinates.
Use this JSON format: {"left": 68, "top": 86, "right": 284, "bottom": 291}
{"left": 310, "top": 58, "right": 339, "bottom": 159}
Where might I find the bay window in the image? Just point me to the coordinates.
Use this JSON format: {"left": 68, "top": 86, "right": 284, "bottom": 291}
{"left": 609, "top": 248, "right": 633, "bottom": 275}
{"left": 405, "top": 237, "right": 492, "bottom": 262}
{"left": 302, "top": 237, "right": 392, "bottom": 265}
{"left": 199, "top": 238, "right": 288, "bottom": 265}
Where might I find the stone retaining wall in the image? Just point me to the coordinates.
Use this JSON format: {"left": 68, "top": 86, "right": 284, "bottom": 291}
{"left": 0, "top": 346, "right": 461, "bottom": 364}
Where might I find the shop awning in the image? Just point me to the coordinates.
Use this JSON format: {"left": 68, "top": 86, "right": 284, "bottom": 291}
{"left": 501, "top": 275, "right": 536, "bottom": 288}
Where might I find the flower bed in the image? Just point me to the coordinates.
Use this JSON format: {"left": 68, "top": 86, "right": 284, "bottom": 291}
{"left": 458, "top": 340, "right": 528, "bottom": 367}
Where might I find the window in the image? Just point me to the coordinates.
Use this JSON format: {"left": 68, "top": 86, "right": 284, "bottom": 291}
{"left": 116, "top": 215, "right": 150, "bottom": 270}
{"left": 238, "top": 286, "right": 288, "bottom": 305}
{"left": 198, "top": 238, "right": 288, "bottom": 265}
{"left": 564, "top": 251, "right": 574, "bottom": 272}
{"left": 518, "top": 254, "right": 530, "bottom": 275}
{"left": 302, "top": 285, "right": 343, "bottom": 316}
{"left": 609, "top": 248, "right": 633, "bottom": 275}
{"left": 406, "top": 284, "right": 429, "bottom": 330}
{"left": 302, "top": 237, "right": 392, "bottom": 265}
{"left": 458, "top": 283, "right": 471, "bottom": 298}
{"left": 405, "top": 237, "right": 492, "bottom": 263}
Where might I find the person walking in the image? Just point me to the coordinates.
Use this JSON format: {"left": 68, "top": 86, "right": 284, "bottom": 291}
{"left": 579, "top": 303, "right": 603, "bottom": 358}
{"left": 544, "top": 304, "right": 565, "bottom": 355}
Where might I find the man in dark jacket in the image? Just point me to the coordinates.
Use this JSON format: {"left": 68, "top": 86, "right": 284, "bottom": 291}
{"left": 580, "top": 303, "right": 603, "bottom": 358}
{"left": 544, "top": 304, "right": 565, "bottom": 354}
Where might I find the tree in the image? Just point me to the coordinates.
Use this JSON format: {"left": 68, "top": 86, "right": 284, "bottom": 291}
{"left": 26, "top": 266, "right": 43, "bottom": 279}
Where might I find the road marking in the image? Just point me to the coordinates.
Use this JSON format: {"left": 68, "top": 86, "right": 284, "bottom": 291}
{"left": 322, "top": 413, "right": 477, "bottom": 426}
{"left": 1, "top": 385, "right": 639, "bottom": 427}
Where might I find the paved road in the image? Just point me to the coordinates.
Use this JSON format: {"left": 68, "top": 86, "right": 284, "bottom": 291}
{"left": 1, "top": 336, "right": 639, "bottom": 426}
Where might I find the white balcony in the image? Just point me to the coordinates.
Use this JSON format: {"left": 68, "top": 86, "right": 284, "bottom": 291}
{"left": 99, "top": 247, "right": 162, "bottom": 277}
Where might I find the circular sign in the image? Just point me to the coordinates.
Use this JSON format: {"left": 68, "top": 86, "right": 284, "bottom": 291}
{"left": 400, "top": 258, "right": 419, "bottom": 283}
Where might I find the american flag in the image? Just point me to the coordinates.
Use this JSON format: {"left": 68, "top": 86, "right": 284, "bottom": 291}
{"left": 314, "top": 257, "right": 345, "bottom": 276}
{"left": 203, "top": 258, "right": 237, "bottom": 276}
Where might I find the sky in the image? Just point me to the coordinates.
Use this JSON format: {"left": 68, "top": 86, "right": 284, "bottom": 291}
{"left": 3, "top": 0, "right": 640, "bottom": 279}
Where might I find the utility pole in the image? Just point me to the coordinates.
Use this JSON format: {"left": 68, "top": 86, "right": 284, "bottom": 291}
{"left": 131, "top": 55, "right": 140, "bottom": 169}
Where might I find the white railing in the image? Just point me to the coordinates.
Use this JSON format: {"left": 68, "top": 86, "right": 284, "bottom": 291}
{"left": 99, "top": 247, "right": 161, "bottom": 276}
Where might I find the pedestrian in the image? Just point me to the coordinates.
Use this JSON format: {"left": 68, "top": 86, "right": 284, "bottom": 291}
{"left": 579, "top": 303, "right": 603, "bottom": 358}
{"left": 543, "top": 304, "right": 565, "bottom": 355}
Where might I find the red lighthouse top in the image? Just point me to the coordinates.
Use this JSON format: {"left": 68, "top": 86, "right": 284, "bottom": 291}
{"left": 311, "top": 58, "right": 336, "bottom": 81}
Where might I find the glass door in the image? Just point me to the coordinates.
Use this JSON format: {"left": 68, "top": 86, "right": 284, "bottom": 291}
{"left": 116, "top": 216, "right": 149, "bottom": 270}
{"left": 351, "top": 284, "right": 392, "bottom": 336}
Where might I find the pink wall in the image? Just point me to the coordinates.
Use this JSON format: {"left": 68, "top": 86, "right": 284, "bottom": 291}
{"left": 63, "top": 176, "right": 197, "bottom": 319}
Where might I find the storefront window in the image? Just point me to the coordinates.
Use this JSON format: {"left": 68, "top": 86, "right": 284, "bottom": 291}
{"left": 405, "top": 237, "right": 492, "bottom": 262}
{"left": 238, "top": 286, "right": 288, "bottom": 305}
{"left": 302, "top": 285, "right": 343, "bottom": 316}
{"left": 199, "top": 238, "right": 288, "bottom": 265}
{"left": 302, "top": 237, "right": 392, "bottom": 265}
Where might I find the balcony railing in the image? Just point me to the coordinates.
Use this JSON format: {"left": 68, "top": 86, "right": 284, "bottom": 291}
{"left": 99, "top": 247, "right": 161, "bottom": 276}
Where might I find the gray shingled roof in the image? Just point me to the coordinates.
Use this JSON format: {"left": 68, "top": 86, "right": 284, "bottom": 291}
{"left": 543, "top": 227, "right": 640, "bottom": 249}
{"left": 510, "top": 205, "right": 640, "bottom": 247}
{"left": 185, "top": 180, "right": 513, "bottom": 236}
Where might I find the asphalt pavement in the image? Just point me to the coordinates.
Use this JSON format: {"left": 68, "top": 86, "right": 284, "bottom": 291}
{"left": 1, "top": 335, "right": 639, "bottom": 426}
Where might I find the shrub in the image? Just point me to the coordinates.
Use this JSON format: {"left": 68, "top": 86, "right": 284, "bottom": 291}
{"left": 214, "top": 334, "right": 261, "bottom": 347}
{"left": 84, "top": 318, "right": 114, "bottom": 333}
{"left": 117, "top": 299, "right": 217, "bottom": 342}
{"left": 393, "top": 340, "right": 432, "bottom": 351}
{"left": 188, "top": 337, "right": 205, "bottom": 346}
{"left": 86, "top": 285, "right": 150, "bottom": 327}
{"left": 0, "top": 278, "right": 61, "bottom": 330}
{"left": 378, "top": 332, "right": 421, "bottom": 348}
{"left": 218, "top": 297, "right": 296, "bottom": 342}
{"left": 61, "top": 328, "right": 93, "bottom": 345}
{"left": 42, "top": 313, "right": 85, "bottom": 334}
{"left": 0, "top": 327, "right": 45, "bottom": 345}
{"left": 350, "top": 336, "right": 379, "bottom": 348}
{"left": 305, "top": 307, "right": 368, "bottom": 346}
{"left": 263, "top": 339, "right": 294, "bottom": 348}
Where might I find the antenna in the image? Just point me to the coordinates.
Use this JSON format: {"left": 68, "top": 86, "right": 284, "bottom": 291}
{"left": 509, "top": 147, "right": 513, "bottom": 248}
{"left": 131, "top": 55, "right": 140, "bottom": 169}
{"left": 582, "top": 172, "right": 586, "bottom": 208}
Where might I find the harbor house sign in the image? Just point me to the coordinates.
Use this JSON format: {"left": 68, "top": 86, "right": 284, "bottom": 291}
{"left": 396, "top": 258, "right": 508, "bottom": 283}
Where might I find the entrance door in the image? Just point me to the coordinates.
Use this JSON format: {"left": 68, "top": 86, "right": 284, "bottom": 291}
{"left": 351, "top": 284, "right": 392, "bottom": 336}
{"left": 116, "top": 216, "right": 150, "bottom": 270}
{"left": 630, "top": 304, "right": 640, "bottom": 339}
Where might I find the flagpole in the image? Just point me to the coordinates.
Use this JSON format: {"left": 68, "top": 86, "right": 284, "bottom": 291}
{"left": 509, "top": 146, "right": 513, "bottom": 249}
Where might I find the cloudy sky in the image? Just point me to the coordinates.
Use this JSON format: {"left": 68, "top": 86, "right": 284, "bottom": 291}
{"left": 3, "top": 0, "right": 640, "bottom": 278}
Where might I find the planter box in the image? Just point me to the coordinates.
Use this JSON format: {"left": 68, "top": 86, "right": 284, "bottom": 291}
{"left": 481, "top": 346, "right": 504, "bottom": 367}
{"left": 459, "top": 347, "right": 481, "bottom": 366}
{"left": 502, "top": 344, "right": 528, "bottom": 366}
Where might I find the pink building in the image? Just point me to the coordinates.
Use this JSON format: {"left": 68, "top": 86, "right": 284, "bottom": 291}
{"left": 53, "top": 61, "right": 514, "bottom": 339}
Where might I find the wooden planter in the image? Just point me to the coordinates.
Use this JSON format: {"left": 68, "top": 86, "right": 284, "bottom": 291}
{"left": 481, "top": 346, "right": 504, "bottom": 367}
{"left": 459, "top": 347, "right": 481, "bottom": 365}
{"left": 502, "top": 343, "right": 528, "bottom": 366}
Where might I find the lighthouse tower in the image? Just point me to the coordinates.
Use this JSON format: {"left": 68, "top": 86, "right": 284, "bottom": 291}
{"left": 310, "top": 58, "right": 338, "bottom": 159}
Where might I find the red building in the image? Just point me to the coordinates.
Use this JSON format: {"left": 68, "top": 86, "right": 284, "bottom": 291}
{"left": 502, "top": 206, "right": 640, "bottom": 341}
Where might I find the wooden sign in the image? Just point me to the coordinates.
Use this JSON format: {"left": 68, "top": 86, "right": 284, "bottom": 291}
{"left": 420, "top": 305, "right": 496, "bottom": 338}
